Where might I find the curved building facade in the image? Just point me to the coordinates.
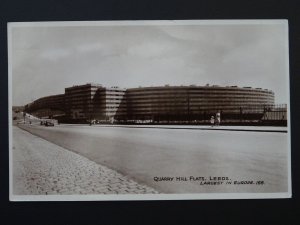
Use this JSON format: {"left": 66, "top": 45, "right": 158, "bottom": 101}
{"left": 117, "top": 85, "right": 275, "bottom": 122}
{"left": 25, "top": 94, "right": 65, "bottom": 118}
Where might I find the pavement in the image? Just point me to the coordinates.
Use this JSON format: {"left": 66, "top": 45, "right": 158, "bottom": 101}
{"left": 62, "top": 124, "right": 288, "bottom": 133}
{"left": 16, "top": 123, "right": 289, "bottom": 193}
{"left": 12, "top": 126, "right": 158, "bottom": 195}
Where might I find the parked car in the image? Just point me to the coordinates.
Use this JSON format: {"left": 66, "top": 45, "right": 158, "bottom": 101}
{"left": 41, "top": 120, "right": 54, "bottom": 126}
{"left": 45, "top": 121, "right": 54, "bottom": 126}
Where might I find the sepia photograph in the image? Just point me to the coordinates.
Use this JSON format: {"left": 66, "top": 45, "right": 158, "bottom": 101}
{"left": 8, "top": 20, "right": 291, "bottom": 200}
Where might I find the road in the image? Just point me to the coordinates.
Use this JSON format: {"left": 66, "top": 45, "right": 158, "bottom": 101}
{"left": 16, "top": 124, "right": 289, "bottom": 193}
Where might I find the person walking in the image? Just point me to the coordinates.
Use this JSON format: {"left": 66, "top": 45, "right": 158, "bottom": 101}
{"left": 210, "top": 116, "right": 215, "bottom": 127}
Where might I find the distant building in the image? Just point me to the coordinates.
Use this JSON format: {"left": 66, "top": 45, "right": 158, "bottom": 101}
{"left": 12, "top": 105, "right": 25, "bottom": 113}
{"left": 24, "top": 94, "right": 65, "bottom": 119}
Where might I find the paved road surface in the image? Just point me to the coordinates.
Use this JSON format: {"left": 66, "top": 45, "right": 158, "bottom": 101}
{"left": 17, "top": 124, "right": 289, "bottom": 193}
{"left": 13, "top": 126, "right": 158, "bottom": 195}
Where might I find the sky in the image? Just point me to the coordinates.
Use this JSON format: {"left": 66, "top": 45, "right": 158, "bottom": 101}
{"left": 11, "top": 21, "right": 289, "bottom": 105}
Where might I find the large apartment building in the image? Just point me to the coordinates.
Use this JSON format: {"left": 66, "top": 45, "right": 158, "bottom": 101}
{"left": 24, "top": 83, "right": 286, "bottom": 125}
{"left": 123, "top": 85, "right": 275, "bottom": 122}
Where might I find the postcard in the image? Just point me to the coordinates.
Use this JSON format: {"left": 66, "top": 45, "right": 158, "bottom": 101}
{"left": 8, "top": 20, "right": 291, "bottom": 200}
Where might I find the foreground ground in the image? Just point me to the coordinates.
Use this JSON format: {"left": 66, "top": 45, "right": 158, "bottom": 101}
{"left": 14, "top": 123, "right": 289, "bottom": 194}
{"left": 12, "top": 126, "right": 158, "bottom": 195}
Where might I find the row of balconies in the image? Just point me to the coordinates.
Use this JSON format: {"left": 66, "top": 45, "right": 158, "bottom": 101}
{"left": 126, "top": 92, "right": 274, "bottom": 98}
{"left": 127, "top": 87, "right": 273, "bottom": 94}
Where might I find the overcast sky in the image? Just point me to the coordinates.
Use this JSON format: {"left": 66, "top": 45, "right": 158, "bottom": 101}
{"left": 11, "top": 22, "right": 289, "bottom": 105}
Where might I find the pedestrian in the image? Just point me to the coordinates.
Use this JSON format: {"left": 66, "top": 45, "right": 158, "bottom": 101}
{"left": 216, "top": 111, "right": 221, "bottom": 126}
{"left": 210, "top": 116, "right": 215, "bottom": 127}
